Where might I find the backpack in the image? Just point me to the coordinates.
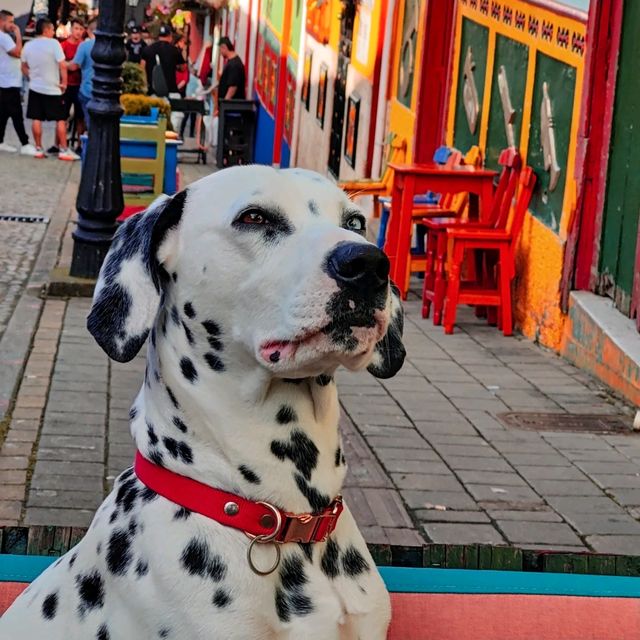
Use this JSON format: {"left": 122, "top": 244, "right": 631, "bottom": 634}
{"left": 152, "top": 54, "right": 169, "bottom": 97}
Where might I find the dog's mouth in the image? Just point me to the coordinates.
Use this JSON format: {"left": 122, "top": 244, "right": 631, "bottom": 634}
{"left": 258, "top": 311, "right": 388, "bottom": 369}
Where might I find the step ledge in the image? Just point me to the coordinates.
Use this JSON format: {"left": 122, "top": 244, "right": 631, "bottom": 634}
{"left": 570, "top": 291, "right": 640, "bottom": 367}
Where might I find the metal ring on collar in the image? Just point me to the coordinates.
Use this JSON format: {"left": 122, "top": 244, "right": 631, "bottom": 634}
{"left": 247, "top": 536, "right": 281, "bottom": 575}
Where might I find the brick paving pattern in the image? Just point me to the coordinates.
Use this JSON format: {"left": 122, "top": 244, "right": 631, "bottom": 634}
{"left": 1, "top": 159, "right": 639, "bottom": 553}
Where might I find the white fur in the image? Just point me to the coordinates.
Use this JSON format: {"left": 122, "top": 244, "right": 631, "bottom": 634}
{"left": 0, "top": 166, "right": 398, "bottom": 640}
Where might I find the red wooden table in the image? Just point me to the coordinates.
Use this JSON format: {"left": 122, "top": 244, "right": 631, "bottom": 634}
{"left": 383, "top": 162, "right": 498, "bottom": 298}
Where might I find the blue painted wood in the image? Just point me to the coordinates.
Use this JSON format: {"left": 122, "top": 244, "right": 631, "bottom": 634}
{"left": 379, "top": 567, "right": 640, "bottom": 598}
{"left": 3, "top": 555, "right": 639, "bottom": 599}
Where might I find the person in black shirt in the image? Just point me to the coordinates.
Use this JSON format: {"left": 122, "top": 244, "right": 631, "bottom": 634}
{"left": 125, "top": 26, "right": 146, "bottom": 64}
{"left": 216, "top": 36, "right": 245, "bottom": 114}
{"left": 141, "top": 24, "right": 185, "bottom": 95}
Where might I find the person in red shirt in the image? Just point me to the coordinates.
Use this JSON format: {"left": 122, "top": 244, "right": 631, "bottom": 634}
{"left": 57, "top": 18, "right": 85, "bottom": 153}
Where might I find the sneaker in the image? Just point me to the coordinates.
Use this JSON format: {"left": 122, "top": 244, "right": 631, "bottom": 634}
{"left": 47, "top": 145, "right": 60, "bottom": 154}
{"left": 0, "top": 142, "right": 18, "bottom": 153}
{"left": 19, "top": 143, "right": 38, "bottom": 156}
{"left": 34, "top": 147, "right": 46, "bottom": 159}
{"left": 58, "top": 148, "right": 80, "bottom": 161}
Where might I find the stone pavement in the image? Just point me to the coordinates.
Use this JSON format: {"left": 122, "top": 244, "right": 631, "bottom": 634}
{"left": 0, "top": 145, "right": 72, "bottom": 342}
{"left": 1, "top": 157, "right": 640, "bottom": 554}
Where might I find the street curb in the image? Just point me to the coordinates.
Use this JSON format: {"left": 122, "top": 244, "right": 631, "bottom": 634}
{"left": 46, "top": 268, "right": 95, "bottom": 298}
{"left": 0, "top": 166, "right": 79, "bottom": 424}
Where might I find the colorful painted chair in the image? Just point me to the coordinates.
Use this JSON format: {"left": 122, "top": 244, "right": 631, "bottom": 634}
{"left": 421, "top": 147, "right": 520, "bottom": 325}
{"left": 441, "top": 166, "right": 536, "bottom": 336}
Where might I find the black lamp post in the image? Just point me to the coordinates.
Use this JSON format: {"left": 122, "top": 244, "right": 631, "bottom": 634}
{"left": 69, "top": 0, "right": 126, "bottom": 279}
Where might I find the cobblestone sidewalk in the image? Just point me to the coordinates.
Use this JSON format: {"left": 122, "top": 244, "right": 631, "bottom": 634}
{"left": 1, "top": 291, "right": 638, "bottom": 553}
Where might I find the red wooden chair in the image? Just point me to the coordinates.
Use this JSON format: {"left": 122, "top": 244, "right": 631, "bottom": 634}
{"left": 421, "top": 148, "right": 521, "bottom": 324}
{"left": 442, "top": 166, "right": 536, "bottom": 336}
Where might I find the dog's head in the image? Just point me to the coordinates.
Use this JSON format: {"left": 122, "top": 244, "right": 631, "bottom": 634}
{"left": 88, "top": 166, "right": 405, "bottom": 379}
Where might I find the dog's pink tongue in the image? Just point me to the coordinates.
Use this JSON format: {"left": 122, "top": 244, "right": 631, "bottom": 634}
{"left": 261, "top": 341, "right": 295, "bottom": 364}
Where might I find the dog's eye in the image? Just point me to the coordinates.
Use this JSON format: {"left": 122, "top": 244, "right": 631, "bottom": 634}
{"left": 346, "top": 215, "right": 365, "bottom": 232}
{"left": 239, "top": 210, "right": 269, "bottom": 225}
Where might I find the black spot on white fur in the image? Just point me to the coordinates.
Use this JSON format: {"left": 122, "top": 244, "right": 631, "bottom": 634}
{"left": 97, "top": 623, "right": 110, "bottom": 640}
{"left": 342, "top": 546, "right": 370, "bottom": 576}
{"left": 129, "top": 406, "right": 138, "bottom": 420}
{"left": 41, "top": 592, "right": 58, "bottom": 619}
{"left": 238, "top": 465, "right": 261, "bottom": 484}
{"left": 166, "top": 386, "right": 180, "bottom": 409}
{"left": 182, "top": 321, "right": 194, "bottom": 345}
{"left": 135, "top": 559, "right": 149, "bottom": 577}
{"left": 147, "top": 423, "right": 159, "bottom": 445}
{"left": 170, "top": 305, "right": 180, "bottom": 325}
{"left": 107, "top": 529, "right": 133, "bottom": 575}
{"left": 163, "top": 436, "right": 194, "bottom": 464}
{"left": 308, "top": 200, "right": 320, "bottom": 216}
{"left": 276, "top": 405, "right": 297, "bottom": 424}
{"left": 321, "top": 539, "right": 340, "bottom": 578}
{"left": 149, "top": 449, "right": 164, "bottom": 466}
{"left": 294, "top": 474, "right": 331, "bottom": 512}
{"left": 271, "top": 430, "right": 318, "bottom": 480}
{"left": 76, "top": 570, "right": 105, "bottom": 616}
{"left": 174, "top": 506, "right": 191, "bottom": 520}
{"left": 213, "top": 588, "right": 232, "bottom": 608}
{"left": 159, "top": 627, "right": 171, "bottom": 638}
{"left": 173, "top": 416, "right": 188, "bottom": 433}
{"left": 202, "top": 320, "right": 221, "bottom": 336}
{"left": 180, "top": 538, "right": 227, "bottom": 582}
{"left": 207, "top": 336, "right": 223, "bottom": 350}
{"left": 204, "top": 352, "right": 225, "bottom": 372}
{"left": 275, "top": 556, "right": 313, "bottom": 622}
{"left": 335, "top": 446, "right": 342, "bottom": 467}
{"left": 183, "top": 302, "right": 195, "bottom": 318}
{"left": 180, "top": 357, "right": 198, "bottom": 383}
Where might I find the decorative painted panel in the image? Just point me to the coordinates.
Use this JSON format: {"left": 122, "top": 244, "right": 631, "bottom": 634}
{"left": 396, "top": 0, "right": 421, "bottom": 108}
{"left": 453, "top": 18, "right": 489, "bottom": 153}
{"left": 485, "top": 34, "right": 528, "bottom": 169}
{"left": 526, "top": 53, "right": 575, "bottom": 232}
{"left": 290, "top": 0, "right": 303, "bottom": 51}
{"left": 263, "top": 0, "right": 285, "bottom": 34}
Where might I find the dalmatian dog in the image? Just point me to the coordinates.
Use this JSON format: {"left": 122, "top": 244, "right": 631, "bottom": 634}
{"left": 1, "top": 165, "right": 405, "bottom": 640}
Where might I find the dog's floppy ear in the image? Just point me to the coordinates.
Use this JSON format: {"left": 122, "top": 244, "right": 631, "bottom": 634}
{"left": 367, "top": 282, "right": 406, "bottom": 379}
{"left": 87, "top": 191, "right": 186, "bottom": 362}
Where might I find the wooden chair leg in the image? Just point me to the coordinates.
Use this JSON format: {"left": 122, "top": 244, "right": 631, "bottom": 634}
{"left": 444, "top": 242, "right": 465, "bottom": 334}
{"left": 433, "top": 231, "right": 448, "bottom": 325}
{"left": 499, "top": 247, "right": 513, "bottom": 336}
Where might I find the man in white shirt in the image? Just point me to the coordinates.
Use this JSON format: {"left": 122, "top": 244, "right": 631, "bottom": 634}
{"left": 21, "top": 17, "right": 78, "bottom": 160}
{"left": 0, "top": 10, "right": 36, "bottom": 155}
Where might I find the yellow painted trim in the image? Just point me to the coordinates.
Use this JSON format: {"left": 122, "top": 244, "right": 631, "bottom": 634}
{"left": 518, "top": 44, "right": 536, "bottom": 158}
{"left": 410, "top": 0, "right": 427, "bottom": 113}
{"left": 446, "top": 7, "right": 464, "bottom": 147}
{"left": 389, "top": 0, "right": 406, "bottom": 112}
{"left": 559, "top": 59, "right": 584, "bottom": 240}
{"left": 478, "top": 28, "right": 495, "bottom": 151}
{"left": 265, "top": 17, "right": 283, "bottom": 42}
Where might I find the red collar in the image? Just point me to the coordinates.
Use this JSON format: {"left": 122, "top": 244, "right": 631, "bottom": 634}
{"left": 134, "top": 451, "right": 343, "bottom": 544}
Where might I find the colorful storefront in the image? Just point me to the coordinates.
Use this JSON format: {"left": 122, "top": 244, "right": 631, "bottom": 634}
{"left": 442, "top": 0, "right": 587, "bottom": 349}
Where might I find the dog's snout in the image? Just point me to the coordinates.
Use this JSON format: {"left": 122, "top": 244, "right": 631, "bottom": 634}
{"left": 326, "top": 242, "right": 390, "bottom": 294}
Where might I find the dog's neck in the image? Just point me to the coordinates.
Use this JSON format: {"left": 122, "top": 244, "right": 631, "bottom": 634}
{"left": 129, "top": 325, "right": 347, "bottom": 515}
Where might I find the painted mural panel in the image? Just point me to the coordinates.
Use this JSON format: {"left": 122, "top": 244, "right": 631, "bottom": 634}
{"left": 598, "top": 0, "right": 640, "bottom": 312}
{"left": 263, "top": 0, "right": 285, "bottom": 33}
{"left": 396, "top": 0, "right": 421, "bottom": 109}
{"left": 526, "top": 53, "right": 575, "bottom": 233}
{"left": 453, "top": 18, "right": 488, "bottom": 153}
{"left": 290, "top": 0, "right": 303, "bottom": 51}
{"left": 485, "top": 35, "right": 528, "bottom": 170}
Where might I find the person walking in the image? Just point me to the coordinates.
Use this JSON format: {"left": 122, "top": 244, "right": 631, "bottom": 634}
{"left": 141, "top": 24, "right": 184, "bottom": 97}
{"left": 125, "top": 25, "right": 146, "bottom": 64}
{"left": 0, "top": 9, "right": 36, "bottom": 155}
{"left": 21, "top": 17, "right": 79, "bottom": 159}
{"left": 216, "top": 36, "right": 245, "bottom": 115}
{"left": 47, "top": 17, "right": 84, "bottom": 154}
{"left": 68, "top": 17, "right": 95, "bottom": 131}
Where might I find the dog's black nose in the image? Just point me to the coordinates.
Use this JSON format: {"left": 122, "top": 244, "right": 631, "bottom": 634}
{"left": 326, "top": 242, "right": 390, "bottom": 295}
